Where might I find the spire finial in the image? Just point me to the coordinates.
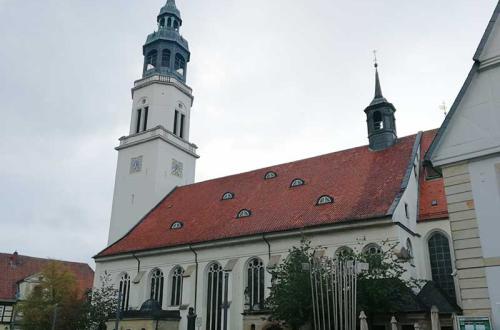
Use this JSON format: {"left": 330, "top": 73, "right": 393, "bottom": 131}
{"left": 373, "top": 50, "right": 383, "bottom": 99}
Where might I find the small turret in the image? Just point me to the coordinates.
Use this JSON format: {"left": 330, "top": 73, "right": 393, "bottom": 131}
{"left": 364, "top": 61, "right": 398, "bottom": 150}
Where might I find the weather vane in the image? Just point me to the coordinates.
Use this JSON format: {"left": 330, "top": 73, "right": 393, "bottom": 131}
{"left": 373, "top": 50, "right": 378, "bottom": 68}
{"left": 439, "top": 101, "right": 448, "bottom": 116}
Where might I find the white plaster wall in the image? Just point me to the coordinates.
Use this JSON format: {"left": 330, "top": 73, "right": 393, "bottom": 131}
{"left": 130, "top": 82, "right": 193, "bottom": 139}
{"left": 107, "top": 138, "right": 197, "bottom": 245}
{"left": 95, "top": 222, "right": 437, "bottom": 330}
{"left": 468, "top": 156, "right": 500, "bottom": 327}
{"left": 431, "top": 16, "right": 500, "bottom": 166}
{"left": 392, "top": 143, "right": 420, "bottom": 234}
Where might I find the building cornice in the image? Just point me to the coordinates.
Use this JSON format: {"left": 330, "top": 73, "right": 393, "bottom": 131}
{"left": 116, "top": 125, "right": 199, "bottom": 158}
{"left": 95, "top": 216, "right": 394, "bottom": 262}
{"left": 132, "top": 74, "right": 194, "bottom": 102}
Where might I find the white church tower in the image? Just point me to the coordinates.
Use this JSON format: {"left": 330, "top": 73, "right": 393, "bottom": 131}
{"left": 108, "top": 0, "right": 198, "bottom": 245}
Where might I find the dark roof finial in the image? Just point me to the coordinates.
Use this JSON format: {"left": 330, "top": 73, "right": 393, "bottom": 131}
{"left": 373, "top": 50, "right": 383, "bottom": 99}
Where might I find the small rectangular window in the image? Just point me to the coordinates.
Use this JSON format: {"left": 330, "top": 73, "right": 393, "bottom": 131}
{"left": 143, "top": 107, "right": 149, "bottom": 131}
{"left": 136, "top": 109, "right": 142, "bottom": 133}
{"left": 180, "top": 114, "right": 185, "bottom": 139}
{"left": 173, "top": 110, "right": 178, "bottom": 135}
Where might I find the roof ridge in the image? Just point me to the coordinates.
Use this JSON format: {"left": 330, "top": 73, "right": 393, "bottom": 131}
{"left": 182, "top": 130, "right": 436, "bottom": 188}
{"left": 0, "top": 252, "right": 91, "bottom": 267}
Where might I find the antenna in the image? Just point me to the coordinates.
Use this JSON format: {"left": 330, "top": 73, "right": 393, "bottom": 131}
{"left": 373, "top": 50, "right": 378, "bottom": 68}
{"left": 439, "top": 101, "right": 448, "bottom": 116}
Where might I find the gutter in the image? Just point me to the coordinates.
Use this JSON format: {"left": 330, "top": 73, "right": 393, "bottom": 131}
{"left": 189, "top": 245, "right": 198, "bottom": 311}
{"left": 96, "top": 216, "right": 394, "bottom": 262}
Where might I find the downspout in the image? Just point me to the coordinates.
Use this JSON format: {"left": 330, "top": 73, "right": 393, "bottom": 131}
{"left": 262, "top": 234, "right": 271, "bottom": 260}
{"left": 132, "top": 253, "right": 141, "bottom": 273}
{"left": 189, "top": 245, "right": 198, "bottom": 311}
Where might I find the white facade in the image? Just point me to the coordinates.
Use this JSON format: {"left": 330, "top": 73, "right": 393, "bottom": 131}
{"left": 108, "top": 75, "right": 198, "bottom": 245}
{"left": 96, "top": 212, "right": 451, "bottom": 330}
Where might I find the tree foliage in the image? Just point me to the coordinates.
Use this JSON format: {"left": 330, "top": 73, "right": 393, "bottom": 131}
{"left": 84, "top": 271, "right": 118, "bottom": 330}
{"left": 17, "top": 263, "right": 118, "bottom": 330}
{"left": 17, "top": 261, "right": 86, "bottom": 330}
{"left": 267, "top": 239, "right": 423, "bottom": 329}
{"left": 266, "top": 239, "right": 314, "bottom": 330}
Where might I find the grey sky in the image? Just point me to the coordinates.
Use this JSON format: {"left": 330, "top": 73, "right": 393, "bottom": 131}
{"left": 0, "top": 0, "right": 496, "bottom": 267}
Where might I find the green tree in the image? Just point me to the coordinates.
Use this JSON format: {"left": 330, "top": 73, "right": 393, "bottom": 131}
{"left": 355, "top": 241, "right": 423, "bottom": 328}
{"left": 83, "top": 271, "right": 118, "bottom": 330}
{"left": 267, "top": 240, "right": 423, "bottom": 329}
{"left": 17, "top": 261, "right": 86, "bottom": 330}
{"left": 266, "top": 239, "right": 315, "bottom": 330}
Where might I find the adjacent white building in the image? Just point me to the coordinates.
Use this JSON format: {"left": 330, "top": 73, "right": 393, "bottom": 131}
{"left": 427, "top": 2, "right": 500, "bottom": 328}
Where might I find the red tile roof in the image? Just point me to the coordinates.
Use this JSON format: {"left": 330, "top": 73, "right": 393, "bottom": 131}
{"left": 419, "top": 130, "right": 449, "bottom": 221}
{"left": 0, "top": 252, "right": 94, "bottom": 301}
{"left": 98, "top": 131, "right": 448, "bottom": 258}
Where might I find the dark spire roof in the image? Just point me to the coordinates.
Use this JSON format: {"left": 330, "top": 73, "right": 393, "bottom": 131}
{"left": 370, "top": 62, "right": 388, "bottom": 106}
{"left": 160, "top": 0, "right": 181, "bottom": 19}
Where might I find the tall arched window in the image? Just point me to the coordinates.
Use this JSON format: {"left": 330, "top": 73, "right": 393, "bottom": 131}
{"left": 206, "top": 263, "right": 224, "bottom": 330}
{"left": 406, "top": 238, "right": 414, "bottom": 265}
{"left": 161, "top": 49, "right": 171, "bottom": 67}
{"left": 246, "top": 258, "right": 265, "bottom": 311}
{"left": 170, "top": 266, "right": 184, "bottom": 306}
{"left": 175, "top": 54, "right": 186, "bottom": 76}
{"left": 145, "top": 50, "right": 158, "bottom": 70}
{"left": 119, "top": 273, "right": 130, "bottom": 311}
{"left": 428, "top": 232, "right": 456, "bottom": 300}
{"left": 373, "top": 111, "right": 383, "bottom": 130}
{"left": 150, "top": 269, "right": 164, "bottom": 305}
{"left": 167, "top": 17, "right": 172, "bottom": 27}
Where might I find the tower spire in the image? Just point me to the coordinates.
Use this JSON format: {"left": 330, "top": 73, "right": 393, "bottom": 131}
{"left": 364, "top": 51, "right": 398, "bottom": 150}
{"left": 374, "top": 64, "right": 383, "bottom": 99}
{"left": 370, "top": 51, "right": 387, "bottom": 106}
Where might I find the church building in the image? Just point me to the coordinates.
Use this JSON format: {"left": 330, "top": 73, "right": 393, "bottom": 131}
{"left": 94, "top": 1, "right": 462, "bottom": 329}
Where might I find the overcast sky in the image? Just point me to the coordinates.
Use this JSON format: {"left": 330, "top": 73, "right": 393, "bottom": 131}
{"left": 0, "top": 0, "right": 497, "bottom": 267}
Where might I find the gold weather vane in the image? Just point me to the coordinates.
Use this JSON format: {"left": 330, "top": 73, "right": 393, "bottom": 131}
{"left": 439, "top": 101, "right": 448, "bottom": 116}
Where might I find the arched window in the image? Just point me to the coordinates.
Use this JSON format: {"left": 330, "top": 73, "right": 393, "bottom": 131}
{"left": 161, "top": 49, "right": 171, "bottom": 67}
{"left": 363, "top": 243, "right": 382, "bottom": 255}
{"left": 173, "top": 20, "right": 179, "bottom": 31}
{"left": 264, "top": 171, "right": 277, "bottom": 180}
{"left": 406, "top": 238, "right": 414, "bottom": 264}
{"left": 221, "top": 192, "right": 234, "bottom": 200}
{"left": 145, "top": 50, "right": 158, "bottom": 69}
{"left": 237, "top": 209, "right": 251, "bottom": 218}
{"left": 167, "top": 17, "right": 172, "bottom": 27}
{"left": 246, "top": 258, "right": 265, "bottom": 311}
{"left": 428, "top": 232, "right": 456, "bottom": 300}
{"left": 170, "top": 266, "right": 184, "bottom": 306}
{"left": 175, "top": 54, "right": 186, "bottom": 76}
{"left": 290, "top": 178, "right": 305, "bottom": 187}
{"left": 373, "top": 111, "right": 383, "bottom": 130}
{"left": 150, "top": 269, "right": 164, "bottom": 305}
{"left": 118, "top": 273, "right": 130, "bottom": 311}
{"left": 206, "top": 263, "right": 224, "bottom": 330}
{"left": 335, "top": 246, "right": 354, "bottom": 260}
{"left": 316, "top": 195, "right": 334, "bottom": 205}
{"left": 159, "top": 17, "right": 165, "bottom": 28}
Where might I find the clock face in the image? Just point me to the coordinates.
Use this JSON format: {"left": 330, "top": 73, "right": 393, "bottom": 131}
{"left": 171, "top": 159, "right": 183, "bottom": 178}
{"left": 130, "top": 156, "right": 143, "bottom": 173}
